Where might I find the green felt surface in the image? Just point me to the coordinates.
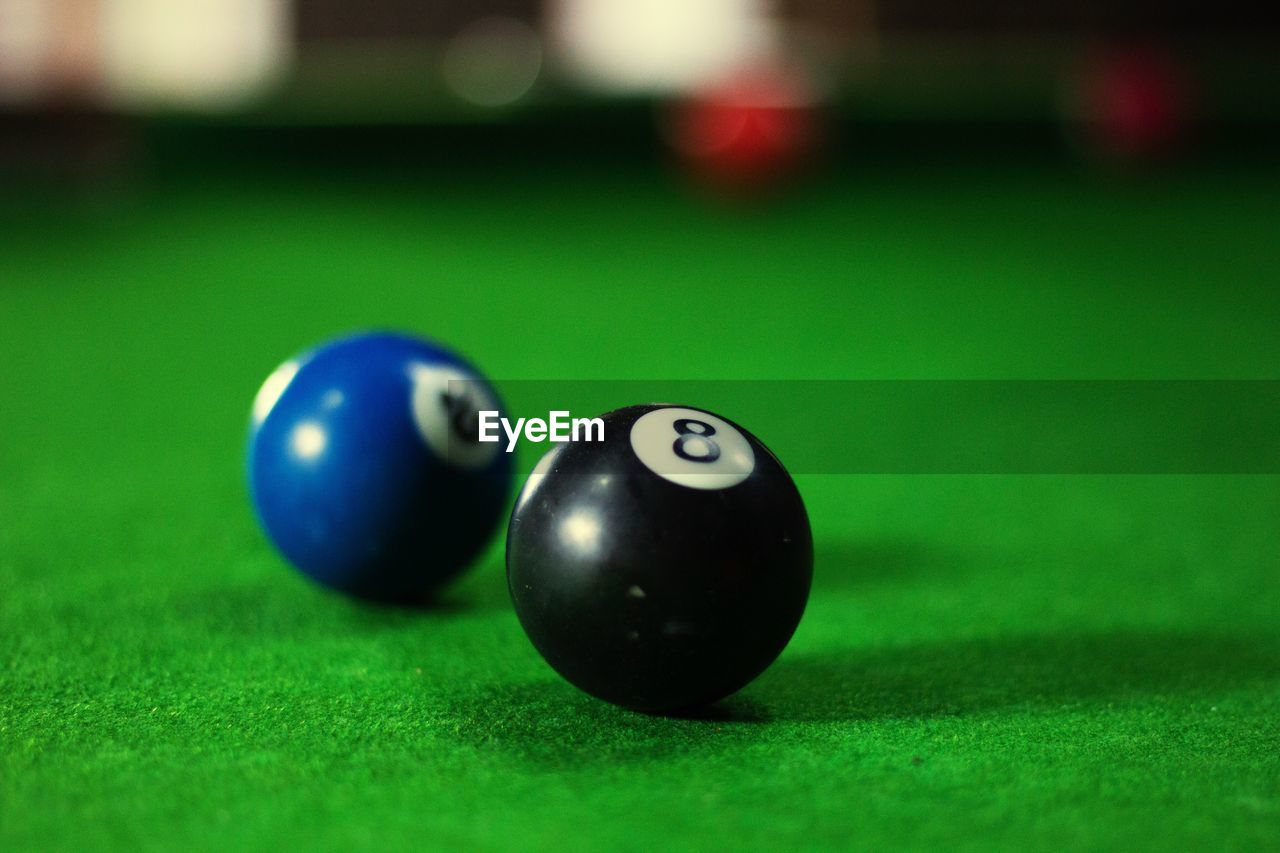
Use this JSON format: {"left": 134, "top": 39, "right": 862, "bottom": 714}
{"left": 3, "top": 154, "right": 1280, "bottom": 851}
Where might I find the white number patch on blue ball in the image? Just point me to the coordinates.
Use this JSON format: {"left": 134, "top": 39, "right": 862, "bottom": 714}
{"left": 410, "top": 363, "right": 501, "bottom": 470}
{"left": 252, "top": 359, "right": 301, "bottom": 426}
{"left": 629, "top": 407, "right": 755, "bottom": 490}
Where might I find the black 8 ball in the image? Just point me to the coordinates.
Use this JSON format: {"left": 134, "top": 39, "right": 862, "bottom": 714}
{"left": 506, "top": 404, "right": 813, "bottom": 713}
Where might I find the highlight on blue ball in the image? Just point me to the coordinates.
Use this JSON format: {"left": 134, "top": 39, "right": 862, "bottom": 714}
{"left": 247, "top": 331, "right": 513, "bottom": 603}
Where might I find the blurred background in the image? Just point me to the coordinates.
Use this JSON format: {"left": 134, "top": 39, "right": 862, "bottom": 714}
{"left": 1, "top": 0, "right": 1278, "bottom": 189}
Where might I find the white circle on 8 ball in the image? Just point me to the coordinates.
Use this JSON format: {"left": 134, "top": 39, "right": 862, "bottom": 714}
{"left": 628, "top": 406, "right": 756, "bottom": 490}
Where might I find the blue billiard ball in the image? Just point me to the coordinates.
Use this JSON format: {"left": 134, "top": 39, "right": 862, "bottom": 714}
{"left": 247, "top": 332, "right": 513, "bottom": 602}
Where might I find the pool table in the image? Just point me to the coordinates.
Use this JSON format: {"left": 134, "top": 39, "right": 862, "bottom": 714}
{"left": 2, "top": 124, "right": 1278, "bottom": 850}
